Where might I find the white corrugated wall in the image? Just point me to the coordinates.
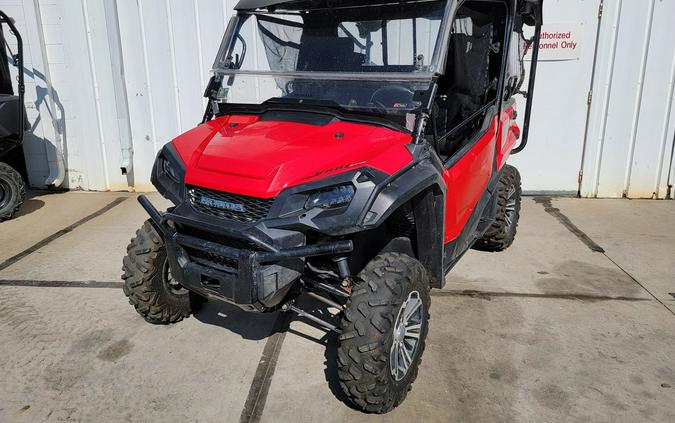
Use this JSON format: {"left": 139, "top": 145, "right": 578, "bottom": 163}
{"left": 114, "top": 0, "right": 237, "bottom": 191}
{"left": 511, "top": 0, "right": 603, "bottom": 195}
{"left": 579, "top": 0, "right": 675, "bottom": 199}
{"left": 1, "top": 0, "right": 674, "bottom": 198}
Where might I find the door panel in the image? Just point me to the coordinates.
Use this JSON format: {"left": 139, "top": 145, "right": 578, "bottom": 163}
{"left": 442, "top": 116, "right": 498, "bottom": 243}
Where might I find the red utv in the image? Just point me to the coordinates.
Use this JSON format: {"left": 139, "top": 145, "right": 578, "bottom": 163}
{"left": 123, "top": 0, "right": 543, "bottom": 413}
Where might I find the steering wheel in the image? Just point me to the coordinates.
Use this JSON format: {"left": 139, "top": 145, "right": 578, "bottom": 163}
{"left": 369, "top": 85, "right": 415, "bottom": 110}
{"left": 284, "top": 79, "right": 325, "bottom": 98}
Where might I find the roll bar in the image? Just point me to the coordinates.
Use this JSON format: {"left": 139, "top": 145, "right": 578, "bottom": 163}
{"left": 0, "top": 11, "right": 24, "bottom": 145}
{"left": 512, "top": 0, "right": 543, "bottom": 154}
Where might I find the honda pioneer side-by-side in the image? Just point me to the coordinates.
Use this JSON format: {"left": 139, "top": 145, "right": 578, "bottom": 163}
{"left": 123, "top": 0, "right": 542, "bottom": 413}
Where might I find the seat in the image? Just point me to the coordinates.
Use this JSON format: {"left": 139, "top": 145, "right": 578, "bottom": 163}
{"left": 296, "top": 37, "right": 358, "bottom": 72}
{"left": 431, "top": 18, "right": 494, "bottom": 157}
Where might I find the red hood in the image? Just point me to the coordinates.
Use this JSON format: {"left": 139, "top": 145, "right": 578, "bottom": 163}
{"left": 172, "top": 115, "right": 413, "bottom": 198}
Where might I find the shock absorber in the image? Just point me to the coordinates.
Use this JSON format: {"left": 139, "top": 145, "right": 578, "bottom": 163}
{"left": 333, "top": 256, "right": 353, "bottom": 294}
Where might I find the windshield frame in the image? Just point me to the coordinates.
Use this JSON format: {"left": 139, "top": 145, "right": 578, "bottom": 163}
{"left": 212, "top": 0, "right": 457, "bottom": 81}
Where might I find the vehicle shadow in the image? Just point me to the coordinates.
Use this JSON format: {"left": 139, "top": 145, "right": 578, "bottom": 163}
{"left": 22, "top": 66, "right": 71, "bottom": 189}
{"left": 283, "top": 296, "right": 361, "bottom": 411}
{"left": 194, "top": 299, "right": 283, "bottom": 341}
{"left": 12, "top": 194, "right": 45, "bottom": 218}
{"left": 7, "top": 189, "right": 73, "bottom": 220}
{"left": 196, "top": 292, "right": 359, "bottom": 408}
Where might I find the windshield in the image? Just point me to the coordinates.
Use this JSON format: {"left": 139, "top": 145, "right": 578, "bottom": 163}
{"left": 211, "top": 1, "right": 449, "bottom": 114}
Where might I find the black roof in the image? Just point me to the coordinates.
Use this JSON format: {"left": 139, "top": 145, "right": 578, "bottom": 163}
{"left": 234, "top": 0, "right": 542, "bottom": 26}
{"left": 234, "top": 0, "right": 282, "bottom": 10}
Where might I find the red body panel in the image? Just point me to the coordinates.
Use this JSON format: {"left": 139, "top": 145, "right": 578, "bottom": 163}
{"left": 442, "top": 103, "right": 520, "bottom": 243}
{"left": 171, "top": 107, "right": 519, "bottom": 245}
{"left": 496, "top": 102, "right": 520, "bottom": 170}
{"left": 172, "top": 115, "right": 413, "bottom": 198}
{"left": 442, "top": 117, "right": 498, "bottom": 243}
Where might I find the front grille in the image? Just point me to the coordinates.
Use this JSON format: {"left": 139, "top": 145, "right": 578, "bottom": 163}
{"left": 188, "top": 186, "right": 274, "bottom": 223}
{"left": 178, "top": 225, "right": 265, "bottom": 252}
{"left": 185, "top": 247, "right": 239, "bottom": 274}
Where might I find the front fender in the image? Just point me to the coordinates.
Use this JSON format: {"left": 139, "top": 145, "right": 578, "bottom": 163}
{"left": 360, "top": 147, "right": 446, "bottom": 287}
{"left": 264, "top": 144, "right": 447, "bottom": 287}
{"left": 360, "top": 157, "right": 445, "bottom": 230}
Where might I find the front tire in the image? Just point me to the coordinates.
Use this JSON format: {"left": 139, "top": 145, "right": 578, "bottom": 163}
{"left": 473, "top": 164, "right": 521, "bottom": 252}
{"left": 0, "top": 162, "right": 26, "bottom": 221}
{"left": 337, "top": 253, "right": 430, "bottom": 413}
{"left": 122, "top": 220, "right": 203, "bottom": 324}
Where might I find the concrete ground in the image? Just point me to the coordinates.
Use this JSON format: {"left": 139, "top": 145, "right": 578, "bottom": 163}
{"left": 0, "top": 192, "right": 674, "bottom": 422}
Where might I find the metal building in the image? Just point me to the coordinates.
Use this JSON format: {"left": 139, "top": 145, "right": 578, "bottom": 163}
{"left": 0, "top": 0, "right": 674, "bottom": 198}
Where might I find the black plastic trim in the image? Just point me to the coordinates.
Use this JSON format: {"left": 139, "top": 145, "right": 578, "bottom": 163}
{"left": 214, "top": 101, "right": 409, "bottom": 134}
{"left": 264, "top": 167, "right": 389, "bottom": 236}
{"left": 151, "top": 143, "right": 186, "bottom": 205}
{"left": 139, "top": 194, "right": 353, "bottom": 310}
{"left": 163, "top": 207, "right": 279, "bottom": 252}
{"left": 235, "top": 0, "right": 449, "bottom": 11}
{"left": 259, "top": 110, "right": 337, "bottom": 126}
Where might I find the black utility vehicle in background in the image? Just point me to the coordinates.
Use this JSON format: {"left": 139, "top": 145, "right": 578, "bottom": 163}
{"left": 0, "top": 11, "right": 26, "bottom": 221}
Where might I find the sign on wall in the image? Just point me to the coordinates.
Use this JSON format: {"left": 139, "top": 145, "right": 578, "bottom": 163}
{"left": 526, "top": 22, "right": 584, "bottom": 61}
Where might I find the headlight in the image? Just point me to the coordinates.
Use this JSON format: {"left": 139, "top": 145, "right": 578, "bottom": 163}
{"left": 305, "top": 185, "right": 355, "bottom": 209}
{"left": 162, "top": 156, "right": 181, "bottom": 183}
{"left": 152, "top": 143, "right": 185, "bottom": 204}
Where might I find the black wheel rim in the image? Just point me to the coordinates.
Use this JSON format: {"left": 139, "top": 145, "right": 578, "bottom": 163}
{"left": 390, "top": 291, "right": 423, "bottom": 381}
{"left": 0, "top": 178, "right": 11, "bottom": 210}
{"left": 163, "top": 259, "right": 188, "bottom": 295}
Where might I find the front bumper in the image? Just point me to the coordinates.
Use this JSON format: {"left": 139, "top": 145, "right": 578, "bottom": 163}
{"left": 138, "top": 195, "right": 352, "bottom": 311}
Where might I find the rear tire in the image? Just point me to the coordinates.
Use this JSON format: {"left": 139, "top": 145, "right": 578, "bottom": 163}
{"left": 337, "top": 253, "right": 430, "bottom": 413}
{"left": 0, "top": 162, "right": 26, "bottom": 221}
{"left": 473, "top": 164, "right": 521, "bottom": 252}
{"left": 122, "top": 220, "right": 203, "bottom": 324}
